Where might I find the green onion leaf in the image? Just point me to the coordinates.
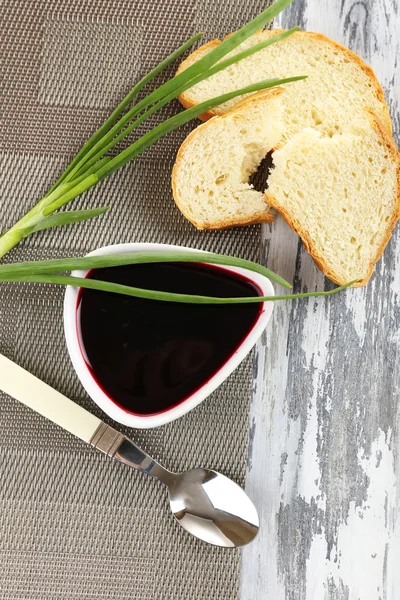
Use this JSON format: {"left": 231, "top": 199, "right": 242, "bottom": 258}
{"left": 72, "top": 28, "right": 302, "bottom": 178}
{"left": 42, "top": 174, "right": 99, "bottom": 215}
{"left": 96, "top": 76, "right": 306, "bottom": 180}
{"left": 0, "top": 273, "right": 356, "bottom": 303}
{"left": 34, "top": 76, "right": 306, "bottom": 220}
{"left": 70, "top": 27, "right": 301, "bottom": 178}
{"left": 65, "top": 0, "right": 296, "bottom": 180}
{"left": 41, "top": 157, "right": 111, "bottom": 212}
{"left": 23, "top": 207, "right": 109, "bottom": 236}
{"left": 46, "top": 32, "right": 204, "bottom": 193}
{"left": 0, "top": 251, "right": 292, "bottom": 288}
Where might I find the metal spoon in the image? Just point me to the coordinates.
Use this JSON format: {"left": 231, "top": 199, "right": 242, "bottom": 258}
{"left": 0, "top": 353, "right": 259, "bottom": 547}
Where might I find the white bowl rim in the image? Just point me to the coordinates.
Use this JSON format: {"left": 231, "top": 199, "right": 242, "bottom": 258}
{"left": 63, "top": 242, "right": 275, "bottom": 429}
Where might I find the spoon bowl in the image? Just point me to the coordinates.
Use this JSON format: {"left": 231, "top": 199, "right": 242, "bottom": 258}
{"left": 113, "top": 437, "right": 259, "bottom": 547}
{"left": 168, "top": 468, "right": 259, "bottom": 547}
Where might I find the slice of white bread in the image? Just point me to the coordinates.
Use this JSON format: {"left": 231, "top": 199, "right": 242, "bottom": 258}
{"left": 177, "top": 29, "right": 392, "bottom": 138}
{"left": 172, "top": 89, "right": 284, "bottom": 229}
{"left": 172, "top": 87, "right": 400, "bottom": 285}
{"left": 265, "top": 112, "right": 400, "bottom": 286}
{"left": 173, "top": 29, "right": 399, "bottom": 285}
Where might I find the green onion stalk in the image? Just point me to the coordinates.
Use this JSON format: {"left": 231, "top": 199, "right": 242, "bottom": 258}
{"left": 0, "top": 253, "right": 357, "bottom": 303}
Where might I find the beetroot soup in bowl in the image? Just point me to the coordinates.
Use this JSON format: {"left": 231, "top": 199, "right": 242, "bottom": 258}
{"left": 63, "top": 243, "right": 274, "bottom": 428}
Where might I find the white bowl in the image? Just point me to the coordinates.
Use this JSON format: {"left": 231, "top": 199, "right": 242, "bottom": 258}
{"left": 63, "top": 243, "right": 274, "bottom": 428}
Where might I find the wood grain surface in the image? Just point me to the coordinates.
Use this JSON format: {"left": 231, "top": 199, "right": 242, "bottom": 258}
{"left": 240, "top": 1, "right": 400, "bottom": 599}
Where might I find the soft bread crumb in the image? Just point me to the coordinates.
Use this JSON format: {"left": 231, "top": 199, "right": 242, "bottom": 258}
{"left": 265, "top": 117, "right": 400, "bottom": 285}
{"left": 172, "top": 89, "right": 283, "bottom": 230}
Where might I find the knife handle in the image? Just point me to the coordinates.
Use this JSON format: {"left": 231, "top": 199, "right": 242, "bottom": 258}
{"left": 0, "top": 353, "right": 101, "bottom": 443}
{"left": 0, "top": 353, "right": 173, "bottom": 484}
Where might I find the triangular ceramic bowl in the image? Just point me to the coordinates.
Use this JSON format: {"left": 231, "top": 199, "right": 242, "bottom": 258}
{"left": 63, "top": 243, "right": 274, "bottom": 428}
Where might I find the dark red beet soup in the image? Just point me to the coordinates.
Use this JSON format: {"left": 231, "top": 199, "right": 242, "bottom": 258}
{"left": 78, "top": 262, "right": 262, "bottom": 416}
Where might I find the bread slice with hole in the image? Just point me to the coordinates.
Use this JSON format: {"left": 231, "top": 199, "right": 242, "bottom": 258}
{"left": 177, "top": 29, "right": 392, "bottom": 138}
{"left": 173, "top": 29, "right": 399, "bottom": 285}
{"left": 172, "top": 89, "right": 284, "bottom": 230}
{"left": 265, "top": 111, "right": 400, "bottom": 286}
{"left": 172, "top": 87, "right": 400, "bottom": 285}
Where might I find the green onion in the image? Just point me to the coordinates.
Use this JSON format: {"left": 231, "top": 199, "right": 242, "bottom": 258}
{"left": 0, "top": 273, "right": 355, "bottom": 303}
{"left": 0, "top": 0, "right": 303, "bottom": 260}
{"left": 46, "top": 33, "right": 204, "bottom": 195}
{"left": 62, "top": 0, "right": 296, "bottom": 183}
{"left": 23, "top": 207, "right": 109, "bottom": 236}
{"left": 0, "top": 73, "right": 305, "bottom": 257}
{"left": 0, "top": 252, "right": 357, "bottom": 302}
{"left": 0, "top": 251, "right": 292, "bottom": 288}
{"left": 67, "top": 27, "right": 301, "bottom": 180}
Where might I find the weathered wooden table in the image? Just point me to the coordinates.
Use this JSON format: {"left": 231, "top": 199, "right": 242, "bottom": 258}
{"left": 241, "top": 2, "right": 400, "bottom": 598}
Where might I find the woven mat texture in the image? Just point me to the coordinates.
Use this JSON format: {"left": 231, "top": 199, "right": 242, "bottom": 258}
{"left": 0, "top": 0, "right": 269, "bottom": 598}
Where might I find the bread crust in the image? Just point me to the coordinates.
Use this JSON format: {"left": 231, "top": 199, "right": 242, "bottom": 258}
{"left": 264, "top": 111, "right": 400, "bottom": 287}
{"left": 176, "top": 30, "right": 397, "bottom": 284}
{"left": 177, "top": 29, "right": 392, "bottom": 133}
{"left": 171, "top": 89, "right": 283, "bottom": 229}
{"left": 177, "top": 40, "right": 222, "bottom": 121}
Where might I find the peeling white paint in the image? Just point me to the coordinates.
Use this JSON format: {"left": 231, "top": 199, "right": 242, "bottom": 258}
{"left": 332, "top": 432, "right": 395, "bottom": 598}
{"left": 304, "top": 430, "right": 399, "bottom": 599}
{"left": 296, "top": 294, "right": 331, "bottom": 506}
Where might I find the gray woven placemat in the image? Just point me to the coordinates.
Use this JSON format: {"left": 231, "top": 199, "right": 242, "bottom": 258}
{"left": 0, "top": 0, "right": 269, "bottom": 597}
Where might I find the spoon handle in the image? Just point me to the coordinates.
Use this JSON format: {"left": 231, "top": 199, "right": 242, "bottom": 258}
{"left": 90, "top": 422, "right": 172, "bottom": 483}
{"left": 0, "top": 353, "right": 172, "bottom": 484}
